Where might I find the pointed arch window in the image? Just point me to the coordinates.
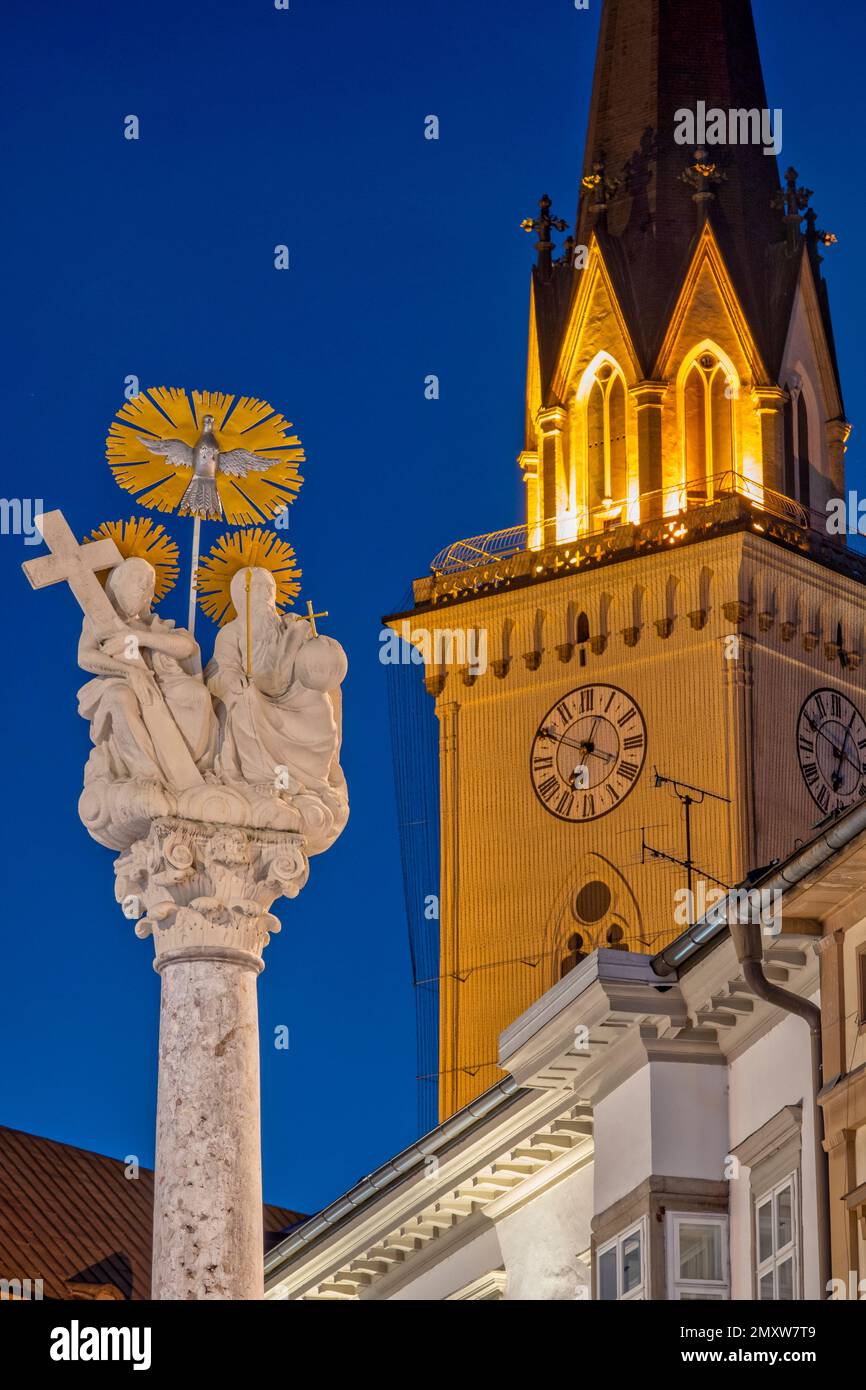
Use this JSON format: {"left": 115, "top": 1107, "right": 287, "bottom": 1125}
{"left": 585, "top": 362, "right": 627, "bottom": 519}
{"left": 783, "top": 378, "right": 813, "bottom": 513}
{"left": 683, "top": 352, "right": 735, "bottom": 499}
{"left": 797, "top": 392, "right": 812, "bottom": 513}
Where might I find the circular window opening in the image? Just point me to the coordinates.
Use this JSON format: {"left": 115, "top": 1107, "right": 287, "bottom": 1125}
{"left": 606, "top": 924, "right": 626, "bottom": 949}
{"left": 573, "top": 880, "right": 611, "bottom": 924}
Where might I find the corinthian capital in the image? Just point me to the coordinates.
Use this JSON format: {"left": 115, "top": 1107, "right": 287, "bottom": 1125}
{"left": 114, "top": 817, "right": 309, "bottom": 968}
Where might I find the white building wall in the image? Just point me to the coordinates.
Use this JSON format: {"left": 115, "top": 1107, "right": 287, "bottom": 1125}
{"left": 728, "top": 1005, "right": 819, "bottom": 1300}
{"left": 649, "top": 1061, "right": 728, "bottom": 1180}
{"left": 594, "top": 1066, "right": 653, "bottom": 1212}
{"left": 594, "top": 1060, "right": 728, "bottom": 1219}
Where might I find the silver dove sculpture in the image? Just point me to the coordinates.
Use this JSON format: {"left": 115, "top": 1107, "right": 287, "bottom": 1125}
{"left": 137, "top": 415, "right": 279, "bottom": 521}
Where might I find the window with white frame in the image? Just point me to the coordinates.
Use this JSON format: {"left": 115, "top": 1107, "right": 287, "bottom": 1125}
{"left": 666, "top": 1212, "right": 729, "bottom": 1300}
{"left": 597, "top": 1218, "right": 647, "bottom": 1300}
{"left": 755, "top": 1173, "right": 799, "bottom": 1300}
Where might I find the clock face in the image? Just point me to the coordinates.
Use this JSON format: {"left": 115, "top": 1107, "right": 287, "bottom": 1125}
{"left": 530, "top": 683, "right": 647, "bottom": 822}
{"left": 797, "top": 688, "right": 866, "bottom": 815}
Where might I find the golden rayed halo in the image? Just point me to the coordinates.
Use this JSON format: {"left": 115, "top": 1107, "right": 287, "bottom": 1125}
{"left": 85, "top": 517, "right": 180, "bottom": 602}
{"left": 106, "top": 387, "right": 305, "bottom": 524}
{"left": 197, "top": 529, "right": 302, "bottom": 627}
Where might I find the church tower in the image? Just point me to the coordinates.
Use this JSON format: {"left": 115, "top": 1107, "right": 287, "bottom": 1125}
{"left": 389, "top": 0, "right": 860, "bottom": 1120}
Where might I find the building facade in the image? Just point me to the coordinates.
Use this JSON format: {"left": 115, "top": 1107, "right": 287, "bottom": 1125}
{"left": 263, "top": 901, "right": 824, "bottom": 1300}
{"left": 262, "top": 803, "right": 866, "bottom": 1301}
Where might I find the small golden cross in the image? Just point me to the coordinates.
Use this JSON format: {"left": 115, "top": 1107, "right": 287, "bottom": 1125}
{"left": 305, "top": 599, "right": 329, "bottom": 638}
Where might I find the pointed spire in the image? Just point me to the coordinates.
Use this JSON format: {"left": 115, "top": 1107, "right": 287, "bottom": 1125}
{"left": 574, "top": 0, "right": 786, "bottom": 369}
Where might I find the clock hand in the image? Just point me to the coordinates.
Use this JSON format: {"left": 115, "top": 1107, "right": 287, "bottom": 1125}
{"left": 541, "top": 728, "right": 614, "bottom": 764}
{"left": 585, "top": 748, "right": 614, "bottom": 764}
{"left": 831, "top": 711, "right": 858, "bottom": 789}
{"left": 806, "top": 715, "right": 861, "bottom": 777}
{"left": 541, "top": 728, "right": 589, "bottom": 754}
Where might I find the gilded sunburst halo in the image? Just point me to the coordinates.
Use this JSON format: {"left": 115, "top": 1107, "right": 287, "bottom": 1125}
{"left": 196, "top": 529, "right": 302, "bottom": 628}
{"left": 85, "top": 517, "right": 180, "bottom": 603}
{"left": 105, "top": 387, "right": 305, "bottom": 525}
{"left": 105, "top": 386, "right": 305, "bottom": 636}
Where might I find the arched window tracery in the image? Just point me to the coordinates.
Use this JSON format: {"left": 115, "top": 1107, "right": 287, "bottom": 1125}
{"left": 682, "top": 351, "right": 735, "bottom": 499}
{"left": 580, "top": 357, "right": 628, "bottom": 527}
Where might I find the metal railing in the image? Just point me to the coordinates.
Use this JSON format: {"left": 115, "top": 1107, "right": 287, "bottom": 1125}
{"left": 430, "top": 472, "right": 812, "bottom": 575}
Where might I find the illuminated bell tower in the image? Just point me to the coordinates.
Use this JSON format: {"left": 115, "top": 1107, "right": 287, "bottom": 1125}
{"left": 390, "top": 0, "right": 859, "bottom": 1120}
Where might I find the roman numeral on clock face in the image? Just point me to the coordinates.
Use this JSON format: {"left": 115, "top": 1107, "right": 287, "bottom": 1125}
{"left": 537, "top": 776, "right": 559, "bottom": 802}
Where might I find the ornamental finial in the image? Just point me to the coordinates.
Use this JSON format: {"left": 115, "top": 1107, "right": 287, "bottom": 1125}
{"left": 804, "top": 205, "right": 838, "bottom": 268}
{"left": 580, "top": 156, "right": 621, "bottom": 219}
{"left": 681, "top": 149, "right": 727, "bottom": 224}
{"left": 772, "top": 167, "right": 814, "bottom": 250}
{"left": 521, "top": 193, "right": 569, "bottom": 275}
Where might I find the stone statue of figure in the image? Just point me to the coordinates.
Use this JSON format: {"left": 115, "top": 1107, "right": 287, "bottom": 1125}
{"left": 78, "top": 557, "right": 218, "bottom": 784}
{"left": 205, "top": 568, "right": 348, "bottom": 812}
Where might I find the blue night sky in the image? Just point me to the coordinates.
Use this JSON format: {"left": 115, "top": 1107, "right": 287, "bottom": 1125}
{"left": 2, "top": 0, "right": 865, "bottom": 1217}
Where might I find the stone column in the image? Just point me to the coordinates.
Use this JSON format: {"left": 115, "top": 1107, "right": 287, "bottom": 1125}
{"left": 721, "top": 631, "right": 756, "bottom": 885}
{"left": 518, "top": 449, "right": 542, "bottom": 550}
{"left": 537, "top": 406, "right": 568, "bottom": 546}
{"left": 115, "top": 816, "right": 309, "bottom": 1301}
{"left": 152, "top": 949, "right": 264, "bottom": 1300}
{"left": 752, "top": 386, "right": 786, "bottom": 496}
{"left": 630, "top": 381, "right": 667, "bottom": 520}
{"left": 826, "top": 417, "right": 852, "bottom": 497}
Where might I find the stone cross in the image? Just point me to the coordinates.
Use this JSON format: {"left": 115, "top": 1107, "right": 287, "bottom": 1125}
{"left": 22, "top": 509, "right": 125, "bottom": 640}
{"left": 22, "top": 509, "right": 204, "bottom": 791}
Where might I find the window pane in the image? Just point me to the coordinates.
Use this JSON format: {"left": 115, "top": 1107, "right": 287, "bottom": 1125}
{"left": 608, "top": 375, "right": 627, "bottom": 503}
{"left": 685, "top": 370, "right": 707, "bottom": 496}
{"left": 680, "top": 1292, "right": 725, "bottom": 1300}
{"left": 679, "top": 1222, "right": 722, "bottom": 1282}
{"left": 587, "top": 382, "right": 606, "bottom": 511}
{"left": 622, "top": 1230, "right": 642, "bottom": 1294}
{"left": 599, "top": 1247, "right": 617, "bottom": 1301}
{"left": 759, "top": 1271, "right": 775, "bottom": 1300}
{"left": 757, "top": 1199, "right": 774, "bottom": 1262}
{"left": 777, "top": 1257, "right": 795, "bottom": 1301}
{"left": 776, "top": 1186, "right": 793, "bottom": 1251}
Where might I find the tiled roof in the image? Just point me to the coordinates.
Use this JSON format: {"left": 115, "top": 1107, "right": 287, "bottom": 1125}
{"left": 0, "top": 1126, "right": 303, "bottom": 1300}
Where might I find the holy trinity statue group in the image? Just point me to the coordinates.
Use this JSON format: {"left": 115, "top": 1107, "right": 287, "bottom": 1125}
{"left": 24, "top": 510, "right": 349, "bottom": 954}
{"left": 76, "top": 551, "right": 349, "bottom": 857}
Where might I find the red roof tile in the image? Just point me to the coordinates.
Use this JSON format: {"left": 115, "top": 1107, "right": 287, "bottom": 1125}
{"left": 0, "top": 1127, "right": 303, "bottom": 1300}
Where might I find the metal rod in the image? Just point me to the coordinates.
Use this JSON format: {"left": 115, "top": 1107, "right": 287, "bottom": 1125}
{"left": 684, "top": 795, "right": 694, "bottom": 903}
{"left": 187, "top": 515, "right": 201, "bottom": 637}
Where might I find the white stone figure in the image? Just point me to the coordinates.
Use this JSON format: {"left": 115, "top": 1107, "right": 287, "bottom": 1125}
{"left": 78, "top": 557, "right": 218, "bottom": 787}
{"left": 205, "top": 567, "right": 349, "bottom": 854}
